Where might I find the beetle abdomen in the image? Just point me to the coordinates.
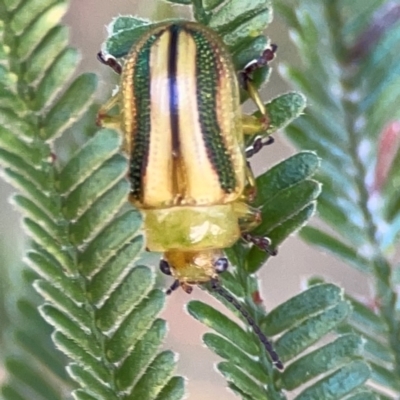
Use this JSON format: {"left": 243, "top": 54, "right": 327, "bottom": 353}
{"left": 122, "top": 21, "right": 246, "bottom": 208}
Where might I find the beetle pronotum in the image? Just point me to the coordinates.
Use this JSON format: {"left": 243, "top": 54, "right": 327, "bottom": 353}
{"left": 97, "top": 20, "right": 282, "bottom": 369}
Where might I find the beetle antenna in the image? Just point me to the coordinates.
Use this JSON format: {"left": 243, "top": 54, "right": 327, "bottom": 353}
{"left": 210, "top": 278, "right": 283, "bottom": 370}
{"left": 166, "top": 279, "right": 180, "bottom": 295}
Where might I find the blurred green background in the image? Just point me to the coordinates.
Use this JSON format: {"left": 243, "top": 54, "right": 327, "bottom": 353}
{"left": 0, "top": 1, "right": 371, "bottom": 399}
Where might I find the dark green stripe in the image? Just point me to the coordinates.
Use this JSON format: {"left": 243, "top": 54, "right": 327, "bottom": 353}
{"left": 190, "top": 29, "right": 236, "bottom": 193}
{"left": 129, "top": 33, "right": 160, "bottom": 199}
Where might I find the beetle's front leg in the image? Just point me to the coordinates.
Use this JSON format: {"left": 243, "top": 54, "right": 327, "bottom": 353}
{"left": 96, "top": 93, "right": 121, "bottom": 129}
{"left": 97, "top": 51, "right": 123, "bottom": 75}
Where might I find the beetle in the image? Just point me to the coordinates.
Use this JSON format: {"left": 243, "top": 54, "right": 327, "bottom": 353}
{"left": 97, "top": 20, "right": 282, "bottom": 369}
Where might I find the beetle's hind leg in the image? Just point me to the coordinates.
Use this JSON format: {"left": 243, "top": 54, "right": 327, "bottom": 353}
{"left": 233, "top": 202, "right": 277, "bottom": 256}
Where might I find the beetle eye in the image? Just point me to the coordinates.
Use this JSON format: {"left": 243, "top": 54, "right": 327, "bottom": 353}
{"left": 214, "top": 257, "right": 229, "bottom": 273}
{"left": 159, "top": 259, "right": 172, "bottom": 275}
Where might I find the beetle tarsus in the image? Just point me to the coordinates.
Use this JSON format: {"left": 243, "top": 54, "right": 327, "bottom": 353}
{"left": 246, "top": 135, "right": 275, "bottom": 158}
{"left": 242, "top": 233, "right": 277, "bottom": 256}
{"left": 166, "top": 279, "right": 180, "bottom": 295}
{"left": 241, "top": 44, "right": 278, "bottom": 82}
{"left": 97, "top": 51, "right": 122, "bottom": 75}
{"left": 181, "top": 282, "right": 193, "bottom": 294}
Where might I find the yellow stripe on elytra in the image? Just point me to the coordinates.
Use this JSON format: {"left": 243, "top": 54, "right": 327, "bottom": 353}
{"left": 143, "top": 29, "right": 173, "bottom": 207}
{"left": 121, "top": 46, "right": 136, "bottom": 155}
{"left": 176, "top": 29, "right": 225, "bottom": 205}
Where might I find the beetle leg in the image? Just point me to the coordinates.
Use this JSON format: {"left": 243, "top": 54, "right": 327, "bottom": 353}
{"left": 241, "top": 98, "right": 274, "bottom": 158}
{"left": 166, "top": 279, "right": 180, "bottom": 295}
{"left": 242, "top": 113, "right": 268, "bottom": 135}
{"left": 240, "top": 72, "right": 270, "bottom": 137}
{"left": 242, "top": 162, "right": 257, "bottom": 202}
{"left": 233, "top": 201, "right": 277, "bottom": 256}
{"left": 233, "top": 201, "right": 261, "bottom": 232}
{"left": 96, "top": 93, "right": 121, "bottom": 128}
{"left": 241, "top": 44, "right": 277, "bottom": 81}
{"left": 242, "top": 111, "right": 275, "bottom": 158}
{"left": 245, "top": 134, "right": 275, "bottom": 158}
{"left": 241, "top": 100, "right": 274, "bottom": 158}
{"left": 97, "top": 51, "right": 122, "bottom": 75}
{"left": 181, "top": 282, "right": 194, "bottom": 294}
{"left": 239, "top": 45, "right": 276, "bottom": 119}
{"left": 242, "top": 232, "right": 277, "bottom": 256}
{"left": 240, "top": 45, "right": 277, "bottom": 157}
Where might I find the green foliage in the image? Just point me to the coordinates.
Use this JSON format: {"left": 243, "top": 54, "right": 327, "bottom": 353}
{"left": 1, "top": 266, "right": 72, "bottom": 400}
{"left": 102, "top": 1, "right": 372, "bottom": 398}
{"left": 277, "top": 0, "right": 400, "bottom": 398}
{"left": 0, "top": 0, "right": 386, "bottom": 399}
{"left": 0, "top": 0, "right": 182, "bottom": 398}
{"left": 246, "top": 151, "right": 320, "bottom": 272}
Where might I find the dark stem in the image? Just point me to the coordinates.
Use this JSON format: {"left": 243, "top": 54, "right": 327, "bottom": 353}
{"left": 210, "top": 278, "right": 283, "bottom": 370}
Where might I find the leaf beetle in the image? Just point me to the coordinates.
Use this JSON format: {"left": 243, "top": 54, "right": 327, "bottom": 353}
{"left": 97, "top": 20, "right": 282, "bottom": 369}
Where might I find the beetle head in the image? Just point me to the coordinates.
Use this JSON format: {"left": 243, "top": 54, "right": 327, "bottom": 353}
{"left": 160, "top": 250, "right": 229, "bottom": 293}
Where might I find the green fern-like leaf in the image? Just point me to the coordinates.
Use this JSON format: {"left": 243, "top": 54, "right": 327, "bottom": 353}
{"left": 1, "top": 266, "right": 72, "bottom": 400}
{"left": 0, "top": 0, "right": 381, "bottom": 399}
{"left": 92, "top": 0, "right": 375, "bottom": 398}
{"left": 277, "top": 1, "right": 400, "bottom": 398}
{"left": 0, "top": 1, "right": 183, "bottom": 398}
